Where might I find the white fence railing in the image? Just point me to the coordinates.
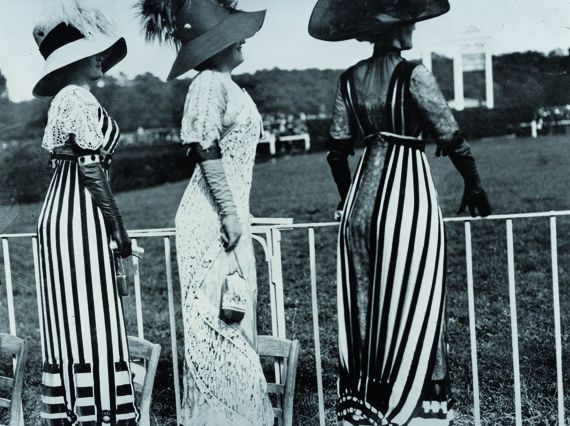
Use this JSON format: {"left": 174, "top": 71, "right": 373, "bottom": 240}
{"left": 2, "top": 211, "right": 570, "bottom": 425}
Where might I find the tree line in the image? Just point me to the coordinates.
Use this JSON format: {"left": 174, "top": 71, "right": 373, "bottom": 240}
{"left": 0, "top": 49, "right": 569, "bottom": 140}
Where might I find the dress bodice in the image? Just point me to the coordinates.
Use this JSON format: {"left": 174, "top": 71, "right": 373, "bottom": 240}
{"left": 330, "top": 52, "right": 460, "bottom": 142}
{"left": 43, "top": 85, "right": 121, "bottom": 159}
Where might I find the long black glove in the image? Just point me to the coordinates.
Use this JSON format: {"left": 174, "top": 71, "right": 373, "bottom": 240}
{"left": 436, "top": 132, "right": 491, "bottom": 217}
{"left": 190, "top": 143, "right": 242, "bottom": 252}
{"left": 326, "top": 137, "right": 353, "bottom": 211}
{"left": 78, "top": 159, "right": 132, "bottom": 258}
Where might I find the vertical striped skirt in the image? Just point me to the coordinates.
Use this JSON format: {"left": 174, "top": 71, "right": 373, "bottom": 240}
{"left": 38, "top": 159, "right": 138, "bottom": 425}
{"left": 337, "top": 133, "right": 447, "bottom": 425}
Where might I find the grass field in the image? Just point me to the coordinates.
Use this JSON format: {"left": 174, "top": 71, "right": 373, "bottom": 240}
{"left": 1, "top": 134, "right": 570, "bottom": 425}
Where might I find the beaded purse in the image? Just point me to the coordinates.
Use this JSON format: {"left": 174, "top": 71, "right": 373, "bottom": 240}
{"left": 220, "top": 251, "right": 248, "bottom": 324}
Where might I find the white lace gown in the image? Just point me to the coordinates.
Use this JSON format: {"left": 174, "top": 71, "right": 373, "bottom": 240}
{"left": 175, "top": 70, "right": 274, "bottom": 426}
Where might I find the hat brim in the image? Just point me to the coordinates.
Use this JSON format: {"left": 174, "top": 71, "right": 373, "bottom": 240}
{"left": 33, "top": 36, "right": 127, "bottom": 98}
{"left": 308, "top": 0, "right": 450, "bottom": 41}
{"left": 167, "top": 9, "right": 266, "bottom": 81}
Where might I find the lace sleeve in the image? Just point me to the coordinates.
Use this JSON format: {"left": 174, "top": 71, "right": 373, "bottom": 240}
{"left": 42, "top": 85, "right": 104, "bottom": 152}
{"left": 410, "top": 65, "right": 460, "bottom": 141}
{"left": 181, "top": 70, "right": 228, "bottom": 149}
{"left": 330, "top": 78, "right": 353, "bottom": 140}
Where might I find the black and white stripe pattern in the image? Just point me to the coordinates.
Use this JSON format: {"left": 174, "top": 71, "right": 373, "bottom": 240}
{"left": 336, "top": 62, "right": 446, "bottom": 425}
{"left": 38, "top": 107, "right": 138, "bottom": 425}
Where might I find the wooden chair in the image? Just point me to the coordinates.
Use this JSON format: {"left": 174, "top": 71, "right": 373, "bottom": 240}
{"left": 0, "top": 333, "right": 27, "bottom": 426}
{"left": 258, "top": 336, "right": 300, "bottom": 426}
{"left": 127, "top": 336, "right": 161, "bottom": 426}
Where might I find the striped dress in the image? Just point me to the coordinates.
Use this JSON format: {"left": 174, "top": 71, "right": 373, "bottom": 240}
{"left": 37, "top": 85, "right": 138, "bottom": 425}
{"left": 335, "top": 60, "right": 451, "bottom": 425}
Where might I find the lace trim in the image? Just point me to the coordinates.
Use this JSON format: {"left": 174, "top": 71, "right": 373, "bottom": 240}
{"left": 410, "top": 65, "right": 459, "bottom": 141}
{"left": 42, "top": 85, "right": 104, "bottom": 152}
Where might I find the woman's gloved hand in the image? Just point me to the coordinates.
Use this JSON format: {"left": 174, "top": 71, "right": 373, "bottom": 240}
{"left": 457, "top": 186, "right": 491, "bottom": 217}
{"left": 437, "top": 133, "right": 491, "bottom": 218}
{"left": 220, "top": 214, "right": 242, "bottom": 252}
{"left": 110, "top": 222, "right": 132, "bottom": 259}
{"left": 77, "top": 155, "right": 132, "bottom": 257}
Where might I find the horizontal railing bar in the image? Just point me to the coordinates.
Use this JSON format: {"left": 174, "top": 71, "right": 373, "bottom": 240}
{"left": 3, "top": 210, "right": 570, "bottom": 240}
{"left": 443, "top": 210, "right": 570, "bottom": 222}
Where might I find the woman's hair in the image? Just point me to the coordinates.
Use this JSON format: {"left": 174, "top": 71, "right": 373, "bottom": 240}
{"left": 194, "top": 56, "right": 217, "bottom": 72}
{"left": 45, "top": 60, "right": 85, "bottom": 96}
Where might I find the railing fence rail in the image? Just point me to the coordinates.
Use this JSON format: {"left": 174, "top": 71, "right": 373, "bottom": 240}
{"left": 1, "top": 211, "right": 570, "bottom": 425}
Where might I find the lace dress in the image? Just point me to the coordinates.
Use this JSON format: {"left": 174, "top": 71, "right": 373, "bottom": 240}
{"left": 175, "top": 70, "right": 273, "bottom": 425}
{"left": 38, "top": 85, "right": 138, "bottom": 425}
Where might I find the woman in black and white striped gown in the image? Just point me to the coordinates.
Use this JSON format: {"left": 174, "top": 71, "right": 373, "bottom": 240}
{"left": 33, "top": 9, "right": 138, "bottom": 425}
{"left": 310, "top": 10, "right": 492, "bottom": 426}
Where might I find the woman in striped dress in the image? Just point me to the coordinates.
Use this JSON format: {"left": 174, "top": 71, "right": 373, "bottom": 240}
{"left": 33, "top": 8, "right": 138, "bottom": 425}
{"left": 309, "top": 1, "right": 491, "bottom": 425}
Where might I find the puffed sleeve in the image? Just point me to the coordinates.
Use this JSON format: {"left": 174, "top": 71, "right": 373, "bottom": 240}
{"left": 180, "top": 70, "right": 228, "bottom": 149}
{"left": 409, "top": 65, "right": 460, "bottom": 141}
{"left": 42, "top": 85, "right": 104, "bottom": 152}
{"left": 329, "top": 78, "right": 354, "bottom": 140}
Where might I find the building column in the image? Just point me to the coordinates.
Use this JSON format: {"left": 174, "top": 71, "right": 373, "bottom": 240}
{"left": 485, "top": 50, "right": 494, "bottom": 109}
{"left": 453, "top": 48, "right": 465, "bottom": 111}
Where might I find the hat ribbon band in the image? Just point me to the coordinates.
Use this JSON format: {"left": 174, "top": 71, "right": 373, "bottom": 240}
{"left": 40, "top": 23, "right": 85, "bottom": 59}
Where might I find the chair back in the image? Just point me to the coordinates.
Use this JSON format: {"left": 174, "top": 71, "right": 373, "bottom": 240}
{"left": 127, "top": 336, "right": 161, "bottom": 426}
{"left": 257, "top": 336, "right": 300, "bottom": 426}
{"left": 0, "top": 333, "right": 27, "bottom": 426}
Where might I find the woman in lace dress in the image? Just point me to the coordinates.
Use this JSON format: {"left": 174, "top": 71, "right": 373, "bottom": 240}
{"left": 138, "top": 0, "right": 272, "bottom": 424}
{"left": 32, "top": 6, "right": 138, "bottom": 426}
{"left": 309, "top": 1, "right": 491, "bottom": 425}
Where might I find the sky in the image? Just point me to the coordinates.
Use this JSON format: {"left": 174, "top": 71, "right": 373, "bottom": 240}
{"left": 0, "top": 0, "right": 569, "bottom": 102}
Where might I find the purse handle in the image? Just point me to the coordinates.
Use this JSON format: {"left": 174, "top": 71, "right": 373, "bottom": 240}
{"left": 229, "top": 249, "right": 245, "bottom": 277}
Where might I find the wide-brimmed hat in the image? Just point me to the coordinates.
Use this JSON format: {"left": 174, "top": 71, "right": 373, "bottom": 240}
{"left": 309, "top": 0, "right": 450, "bottom": 42}
{"left": 139, "top": 0, "right": 265, "bottom": 80}
{"left": 32, "top": 22, "right": 126, "bottom": 98}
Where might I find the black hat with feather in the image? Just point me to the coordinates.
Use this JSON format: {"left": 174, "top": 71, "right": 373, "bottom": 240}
{"left": 138, "top": 0, "right": 265, "bottom": 80}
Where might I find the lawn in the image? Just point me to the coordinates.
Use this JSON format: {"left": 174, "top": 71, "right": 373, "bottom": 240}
{"left": 1, "top": 134, "right": 570, "bottom": 425}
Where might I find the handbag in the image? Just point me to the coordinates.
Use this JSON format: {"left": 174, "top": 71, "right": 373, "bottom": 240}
{"left": 110, "top": 241, "right": 145, "bottom": 297}
{"left": 220, "top": 251, "right": 249, "bottom": 324}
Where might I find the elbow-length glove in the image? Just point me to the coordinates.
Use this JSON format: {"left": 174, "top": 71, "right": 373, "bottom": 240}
{"left": 191, "top": 143, "right": 242, "bottom": 251}
{"left": 326, "top": 137, "right": 353, "bottom": 211}
{"left": 78, "top": 159, "right": 132, "bottom": 258}
{"left": 436, "top": 132, "right": 491, "bottom": 217}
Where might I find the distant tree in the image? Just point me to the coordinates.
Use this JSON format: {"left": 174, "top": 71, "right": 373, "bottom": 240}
{"left": 0, "top": 71, "right": 7, "bottom": 100}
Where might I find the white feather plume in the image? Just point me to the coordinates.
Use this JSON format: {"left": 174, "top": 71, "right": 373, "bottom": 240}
{"left": 39, "top": 0, "right": 115, "bottom": 37}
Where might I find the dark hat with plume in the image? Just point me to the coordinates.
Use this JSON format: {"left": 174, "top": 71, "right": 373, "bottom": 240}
{"left": 138, "top": 0, "right": 265, "bottom": 80}
{"left": 309, "top": 0, "right": 450, "bottom": 42}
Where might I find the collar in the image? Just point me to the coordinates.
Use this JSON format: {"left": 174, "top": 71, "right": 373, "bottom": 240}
{"left": 373, "top": 45, "right": 402, "bottom": 57}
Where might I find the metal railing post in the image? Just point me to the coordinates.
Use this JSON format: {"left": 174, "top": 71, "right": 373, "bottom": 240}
{"left": 270, "top": 228, "right": 287, "bottom": 339}
{"left": 131, "top": 238, "right": 144, "bottom": 339}
{"left": 506, "top": 220, "right": 523, "bottom": 426}
{"left": 164, "top": 236, "right": 182, "bottom": 424}
{"left": 465, "top": 222, "right": 482, "bottom": 426}
{"left": 2, "top": 238, "right": 16, "bottom": 335}
{"left": 550, "top": 217, "right": 566, "bottom": 425}
{"left": 308, "top": 228, "right": 326, "bottom": 426}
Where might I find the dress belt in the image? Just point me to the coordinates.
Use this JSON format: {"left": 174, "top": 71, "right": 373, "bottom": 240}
{"left": 365, "top": 131, "right": 426, "bottom": 152}
{"left": 50, "top": 150, "right": 113, "bottom": 169}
